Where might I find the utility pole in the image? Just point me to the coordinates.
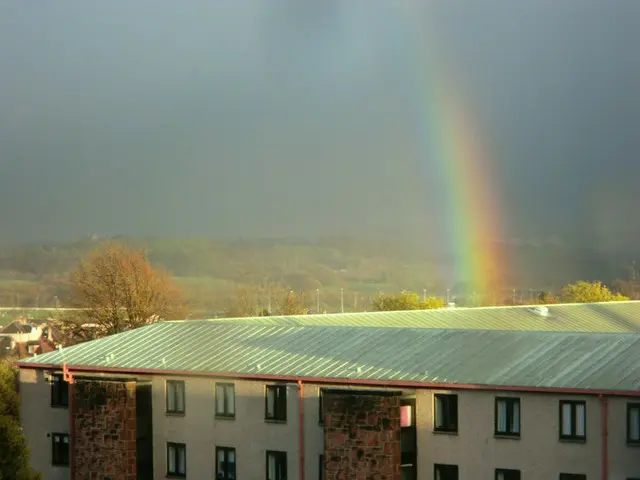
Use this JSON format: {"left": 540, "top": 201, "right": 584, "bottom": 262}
{"left": 446, "top": 288, "right": 450, "bottom": 304}
{"left": 340, "top": 288, "right": 344, "bottom": 313}
{"left": 423, "top": 289, "right": 427, "bottom": 302}
{"left": 316, "top": 289, "right": 320, "bottom": 313}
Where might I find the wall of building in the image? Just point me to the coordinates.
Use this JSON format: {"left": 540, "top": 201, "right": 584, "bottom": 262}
{"left": 607, "top": 396, "right": 640, "bottom": 478}
{"left": 18, "top": 368, "right": 640, "bottom": 479}
{"left": 151, "top": 375, "right": 301, "bottom": 479}
{"left": 323, "top": 390, "right": 401, "bottom": 479}
{"left": 415, "top": 389, "right": 640, "bottom": 479}
{"left": 72, "top": 379, "right": 137, "bottom": 480}
{"left": 19, "top": 368, "right": 70, "bottom": 480}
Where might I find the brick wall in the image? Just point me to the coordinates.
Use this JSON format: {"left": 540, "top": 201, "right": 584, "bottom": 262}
{"left": 323, "top": 391, "right": 401, "bottom": 480}
{"left": 72, "top": 379, "right": 137, "bottom": 480}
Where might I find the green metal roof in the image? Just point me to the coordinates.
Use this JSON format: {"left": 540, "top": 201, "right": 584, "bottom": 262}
{"left": 18, "top": 320, "right": 640, "bottom": 392}
{"left": 209, "top": 301, "right": 640, "bottom": 332}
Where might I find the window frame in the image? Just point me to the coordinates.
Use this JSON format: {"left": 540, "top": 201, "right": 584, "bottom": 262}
{"left": 166, "top": 380, "right": 186, "bottom": 415}
{"left": 495, "top": 468, "right": 521, "bottom": 480}
{"left": 266, "top": 450, "right": 287, "bottom": 480}
{"left": 318, "top": 454, "right": 324, "bottom": 480}
{"left": 494, "top": 397, "right": 521, "bottom": 437}
{"left": 215, "top": 383, "right": 236, "bottom": 419}
{"left": 318, "top": 388, "right": 324, "bottom": 425}
{"left": 627, "top": 402, "right": 640, "bottom": 445}
{"left": 434, "top": 463, "right": 458, "bottom": 480}
{"left": 433, "top": 394, "right": 458, "bottom": 433}
{"left": 265, "top": 384, "right": 287, "bottom": 422}
{"left": 51, "top": 432, "right": 70, "bottom": 467}
{"left": 559, "top": 400, "right": 587, "bottom": 441}
{"left": 50, "top": 374, "right": 69, "bottom": 408}
{"left": 559, "top": 474, "right": 586, "bottom": 480}
{"left": 166, "top": 442, "right": 187, "bottom": 478}
{"left": 215, "top": 446, "right": 236, "bottom": 479}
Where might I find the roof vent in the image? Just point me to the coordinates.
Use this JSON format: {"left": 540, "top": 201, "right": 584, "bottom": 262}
{"left": 531, "top": 306, "right": 550, "bottom": 317}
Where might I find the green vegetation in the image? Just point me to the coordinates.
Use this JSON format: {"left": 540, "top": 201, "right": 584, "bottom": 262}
{"left": 372, "top": 291, "right": 446, "bottom": 311}
{"left": 561, "top": 281, "right": 629, "bottom": 303}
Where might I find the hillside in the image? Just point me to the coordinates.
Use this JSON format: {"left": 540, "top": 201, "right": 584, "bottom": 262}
{"left": 0, "top": 236, "right": 634, "bottom": 317}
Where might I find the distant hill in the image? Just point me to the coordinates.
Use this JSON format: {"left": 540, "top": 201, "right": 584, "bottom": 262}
{"left": 0, "top": 235, "right": 634, "bottom": 315}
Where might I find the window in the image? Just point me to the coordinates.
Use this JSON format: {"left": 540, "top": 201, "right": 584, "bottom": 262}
{"left": 496, "top": 469, "right": 521, "bottom": 480}
{"left": 265, "top": 385, "right": 287, "bottom": 421}
{"left": 318, "top": 455, "right": 324, "bottom": 480}
{"left": 166, "top": 381, "right": 185, "bottom": 414}
{"left": 434, "top": 394, "right": 458, "bottom": 433}
{"left": 495, "top": 397, "right": 520, "bottom": 437}
{"left": 559, "top": 475, "right": 586, "bottom": 480}
{"left": 50, "top": 375, "right": 69, "bottom": 407}
{"left": 318, "top": 389, "right": 324, "bottom": 424}
{"left": 434, "top": 464, "right": 458, "bottom": 480}
{"left": 167, "top": 442, "right": 186, "bottom": 477}
{"left": 266, "top": 450, "right": 287, "bottom": 480}
{"left": 215, "top": 383, "right": 235, "bottom": 418}
{"left": 628, "top": 403, "right": 640, "bottom": 444}
{"left": 51, "top": 433, "right": 69, "bottom": 466}
{"left": 216, "top": 446, "right": 236, "bottom": 479}
{"left": 559, "top": 400, "right": 586, "bottom": 440}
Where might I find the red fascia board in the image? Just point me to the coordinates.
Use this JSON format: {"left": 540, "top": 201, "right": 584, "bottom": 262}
{"left": 16, "top": 362, "right": 640, "bottom": 397}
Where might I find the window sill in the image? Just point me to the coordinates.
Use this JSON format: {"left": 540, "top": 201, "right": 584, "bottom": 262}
{"left": 433, "top": 429, "right": 458, "bottom": 436}
{"left": 559, "top": 437, "right": 586, "bottom": 444}
{"left": 626, "top": 441, "right": 640, "bottom": 447}
{"left": 50, "top": 404, "right": 69, "bottom": 409}
{"left": 165, "top": 412, "right": 186, "bottom": 417}
{"left": 166, "top": 475, "right": 186, "bottom": 479}
{"left": 51, "top": 464, "right": 69, "bottom": 468}
{"left": 494, "top": 433, "right": 520, "bottom": 440}
{"left": 265, "top": 418, "right": 287, "bottom": 424}
{"left": 215, "top": 415, "right": 236, "bottom": 421}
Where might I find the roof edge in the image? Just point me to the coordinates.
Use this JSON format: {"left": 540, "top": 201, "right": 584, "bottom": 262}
{"left": 16, "top": 362, "right": 640, "bottom": 397}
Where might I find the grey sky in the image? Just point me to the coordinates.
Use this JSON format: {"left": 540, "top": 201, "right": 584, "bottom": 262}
{"left": 0, "top": 1, "right": 638, "bottom": 253}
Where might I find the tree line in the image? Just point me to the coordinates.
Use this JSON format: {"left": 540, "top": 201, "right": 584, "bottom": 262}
{"left": 33, "top": 242, "right": 629, "bottom": 346}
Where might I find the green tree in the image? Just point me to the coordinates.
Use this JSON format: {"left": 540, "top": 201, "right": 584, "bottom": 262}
{"left": 372, "top": 291, "right": 446, "bottom": 311}
{"left": 560, "top": 281, "right": 629, "bottom": 303}
{"left": 0, "top": 361, "right": 41, "bottom": 480}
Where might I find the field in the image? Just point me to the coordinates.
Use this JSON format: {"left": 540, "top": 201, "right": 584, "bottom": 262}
{"left": 0, "top": 235, "right": 634, "bottom": 320}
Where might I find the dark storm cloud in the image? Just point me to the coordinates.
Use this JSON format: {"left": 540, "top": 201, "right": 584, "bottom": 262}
{"left": 0, "top": 0, "right": 638, "bottom": 252}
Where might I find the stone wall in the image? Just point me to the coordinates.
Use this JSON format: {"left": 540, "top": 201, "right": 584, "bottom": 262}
{"left": 72, "top": 379, "right": 137, "bottom": 480}
{"left": 323, "top": 390, "right": 401, "bottom": 480}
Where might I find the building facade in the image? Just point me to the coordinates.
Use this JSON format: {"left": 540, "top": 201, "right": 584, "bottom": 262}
{"left": 18, "top": 369, "right": 640, "bottom": 479}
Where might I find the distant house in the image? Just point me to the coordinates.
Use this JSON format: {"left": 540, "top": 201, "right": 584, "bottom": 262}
{"left": 0, "top": 318, "right": 60, "bottom": 359}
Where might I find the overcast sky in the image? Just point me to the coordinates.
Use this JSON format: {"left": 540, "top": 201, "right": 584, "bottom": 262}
{"left": 0, "top": 1, "right": 638, "bottom": 252}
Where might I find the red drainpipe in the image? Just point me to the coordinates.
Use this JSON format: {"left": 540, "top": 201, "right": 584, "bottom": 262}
{"left": 600, "top": 394, "right": 608, "bottom": 480}
{"left": 63, "top": 363, "right": 75, "bottom": 480}
{"left": 297, "top": 380, "right": 305, "bottom": 480}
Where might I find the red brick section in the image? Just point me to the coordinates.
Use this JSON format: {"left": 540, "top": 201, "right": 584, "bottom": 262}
{"left": 323, "top": 391, "right": 401, "bottom": 480}
{"left": 72, "top": 379, "right": 137, "bottom": 480}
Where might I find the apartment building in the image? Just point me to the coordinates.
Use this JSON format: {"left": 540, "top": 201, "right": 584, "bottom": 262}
{"left": 16, "top": 302, "right": 640, "bottom": 479}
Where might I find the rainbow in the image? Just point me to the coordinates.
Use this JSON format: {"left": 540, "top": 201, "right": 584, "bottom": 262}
{"left": 402, "top": 6, "right": 506, "bottom": 297}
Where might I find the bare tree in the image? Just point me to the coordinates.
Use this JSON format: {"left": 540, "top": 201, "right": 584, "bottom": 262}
{"left": 226, "top": 284, "right": 309, "bottom": 317}
{"left": 61, "top": 243, "right": 186, "bottom": 342}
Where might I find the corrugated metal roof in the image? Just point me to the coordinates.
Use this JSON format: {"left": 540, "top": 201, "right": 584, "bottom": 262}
{"left": 209, "top": 301, "right": 640, "bottom": 332}
{"left": 18, "top": 320, "right": 640, "bottom": 392}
